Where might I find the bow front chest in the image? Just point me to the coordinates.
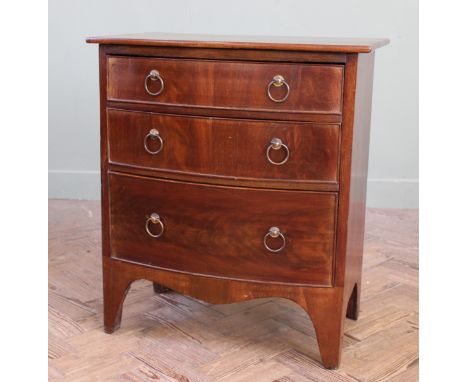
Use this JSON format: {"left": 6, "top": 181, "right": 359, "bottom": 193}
{"left": 87, "top": 33, "right": 388, "bottom": 369}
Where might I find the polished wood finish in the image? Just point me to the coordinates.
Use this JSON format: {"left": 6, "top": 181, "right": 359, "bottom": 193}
{"left": 109, "top": 172, "right": 337, "bottom": 285}
{"left": 107, "top": 109, "right": 341, "bottom": 185}
{"left": 343, "top": 53, "right": 376, "bottom": 320}
{"left": 49, "top": 201, "right": 418, "bottom": 381}
{"left": 107, "top": 56, "right": 344, "bottom": 115}
{"left": 87, "top": 35, "right": 387, "bottom": 369}
{"left": 107, "top": 99, "right": 343, "bottom": 124}
{"left": 103, "top": 44, "right": 349, "bottom": 63}
{"left": 108, "top": 162, "right": 340, "bottom": 192}
{"left": 87, "top": 32, "right": 389, "bottom": 53}
{"left": 102, "top": 256, "right": 344, "bottom": 368}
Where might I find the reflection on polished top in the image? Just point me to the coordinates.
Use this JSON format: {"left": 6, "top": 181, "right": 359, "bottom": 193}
{"left": 87, "top": 32, "right": 389, "bottom": 53}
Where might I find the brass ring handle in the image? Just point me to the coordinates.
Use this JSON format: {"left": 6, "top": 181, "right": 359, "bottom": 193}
{"left": 266, "top": 138, "right": 290, "bottom": 165}
{"left": 143, "top": 129, "right": 163, "bottom": 155}
{"left": 144, "top": 69, "right": 165, "bottom": 96}
{"left": 267, "top": 75, "right": 290, "bottom": 103}
{"left": 145, "top": 213, "right": 164, "bottom": 238}
{"left": 264, "top": 226, "right": 286, "bottom": 252}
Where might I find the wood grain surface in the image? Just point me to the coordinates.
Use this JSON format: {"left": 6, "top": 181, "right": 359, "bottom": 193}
{"left": 108, "top": 173, "right": 337, "bottom": 285}
{"left": 107, "top": 109, "right": 341, "bottom": 186}
{"left": 107, "top": 56, "right": 344, "bottom": 115}
{"left": 49, "top": 200, "right": 418, "bottom": 381}
{"left": 98, "top": 45, "right": 376, "bottom": 370}
{"left": 87, "top": 32, "right": 389, "bottom": 53}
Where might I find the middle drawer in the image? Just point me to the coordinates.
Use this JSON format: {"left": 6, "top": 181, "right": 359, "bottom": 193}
{"left": 108, "top": 109, "right": 340, "bottom": 186}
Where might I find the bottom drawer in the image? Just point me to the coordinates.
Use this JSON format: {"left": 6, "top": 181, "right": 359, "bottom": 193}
{"left": 109, "top": 173, "right": 337, "bottom": 285}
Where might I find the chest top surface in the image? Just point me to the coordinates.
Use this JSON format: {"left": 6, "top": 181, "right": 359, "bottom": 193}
{"left": 86, "top": 32, "right": 389, "bottom": 53}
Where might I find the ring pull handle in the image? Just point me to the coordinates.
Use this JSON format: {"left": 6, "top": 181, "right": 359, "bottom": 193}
{"left": 264, "top": 226, "right": 286, "bottom": 253}
{"left": 145, "top": 213, "right": 164, "bottom": 238}
{"left": 144, "top": 69, "right": 165, "bottom": 96}
{"left": 267, "top": 74, "right": 290, "bottom": 103}
{"left": 266, "top": 138, "right": 290, "bottom": 165}
{"left": 144, "top": 129, "right": 164, "bottom": 155}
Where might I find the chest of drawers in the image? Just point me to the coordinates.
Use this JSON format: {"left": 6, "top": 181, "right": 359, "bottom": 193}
{"left": 87, "top": 33, "right": 388, "bottom": 369}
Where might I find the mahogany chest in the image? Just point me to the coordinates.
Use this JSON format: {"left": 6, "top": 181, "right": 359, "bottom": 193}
{"left": 87, "top": 33, "right": 388, "bottom": 369}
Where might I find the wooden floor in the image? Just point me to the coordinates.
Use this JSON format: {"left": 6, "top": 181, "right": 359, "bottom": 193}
{"left": 49, "top": 200, "right": 418, "bottom": 382}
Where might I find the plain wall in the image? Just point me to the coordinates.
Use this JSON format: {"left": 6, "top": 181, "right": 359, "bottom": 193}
{"left": 49, "top": 0, "right": 418, "bottom": 208}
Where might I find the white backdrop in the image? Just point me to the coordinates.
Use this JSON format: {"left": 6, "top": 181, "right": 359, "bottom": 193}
{"left": 48, "top": 0, "right": 418, "bottom": 208}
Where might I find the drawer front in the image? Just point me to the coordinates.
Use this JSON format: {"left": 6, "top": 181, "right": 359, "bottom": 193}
{"left": 107, "top": 56, "right": 343, "bottom": 115}
{"left": 108, "top": 109, "right": 340, "bottom": 184}
{"left": 109, "top": 173, "right": 336, "bottom": 285}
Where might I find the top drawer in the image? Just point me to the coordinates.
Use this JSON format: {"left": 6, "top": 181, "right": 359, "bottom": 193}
{"left": 107, "top": 57, "right": 344, "bottom": 115}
